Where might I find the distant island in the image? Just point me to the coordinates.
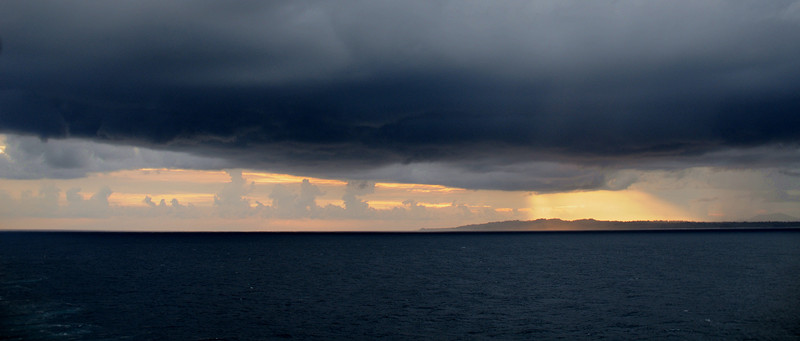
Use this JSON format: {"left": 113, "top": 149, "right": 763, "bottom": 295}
{"left": 425, "top": 218, "right": 800, "bottom": 232}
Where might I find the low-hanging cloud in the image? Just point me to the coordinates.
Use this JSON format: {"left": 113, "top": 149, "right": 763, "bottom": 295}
{"left": 214, "top": 169, "right": 255, "bottom": 218}
{"left": 1, "top": 1, "right": 799, "bottom": 191}
{"left": 0, "top": 134, "right": 229, "bottom": 180}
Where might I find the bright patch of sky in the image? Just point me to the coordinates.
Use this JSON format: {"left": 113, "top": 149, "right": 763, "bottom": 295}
{"left": 1, "top": 134, "right": 798, "bottom": 231}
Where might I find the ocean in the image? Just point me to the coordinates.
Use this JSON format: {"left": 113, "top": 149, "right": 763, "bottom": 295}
{"left": 1, "top": 231, "right": 798, "bottom": 340}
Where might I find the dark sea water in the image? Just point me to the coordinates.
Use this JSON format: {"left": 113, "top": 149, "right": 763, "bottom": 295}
{"left": 1, "top": 231, "right": 799, "bottom": 340}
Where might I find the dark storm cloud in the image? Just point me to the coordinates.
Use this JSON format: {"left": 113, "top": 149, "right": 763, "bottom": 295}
{"left": 1, "top": 1, "right": 800, "bottom": 190}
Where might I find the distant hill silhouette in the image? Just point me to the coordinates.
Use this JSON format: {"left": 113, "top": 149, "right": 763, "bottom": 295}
{"left": 747, "top": 213, "right": 798, "bottom": 222}
{"left": 425, "top": 218, "right": 800, "bottom": 232}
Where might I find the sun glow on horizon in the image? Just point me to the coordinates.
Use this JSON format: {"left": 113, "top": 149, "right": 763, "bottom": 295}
{"left": 527, "top": 190, "right": 692, "bottom": 221}
{"left": 2, "top": 165, "right": 786, "bottom": 231}
{"left": 109, "top": 193, "right": 215, "bottom": 207}
{"left": 0, "top": 167, "right": 533, "bottom": 230}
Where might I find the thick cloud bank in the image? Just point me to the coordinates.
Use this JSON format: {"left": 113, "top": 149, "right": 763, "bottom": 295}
{"left": 1, "top": 1, "right": 799, "bottom": 190}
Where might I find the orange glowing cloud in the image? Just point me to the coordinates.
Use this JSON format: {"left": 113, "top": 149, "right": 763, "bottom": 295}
{"left": 242, "top": 172, "right": 347, "bottom": 186}
{"left": 375, "top": 183, "right": 464, "bottom": 193}
{"left": 105, "top": 169, "right": 230, "bottom": 183}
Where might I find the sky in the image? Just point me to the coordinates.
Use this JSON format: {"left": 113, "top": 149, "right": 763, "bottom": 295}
{"left": 1, "top": 1, "right": 800, "bottom": 231}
